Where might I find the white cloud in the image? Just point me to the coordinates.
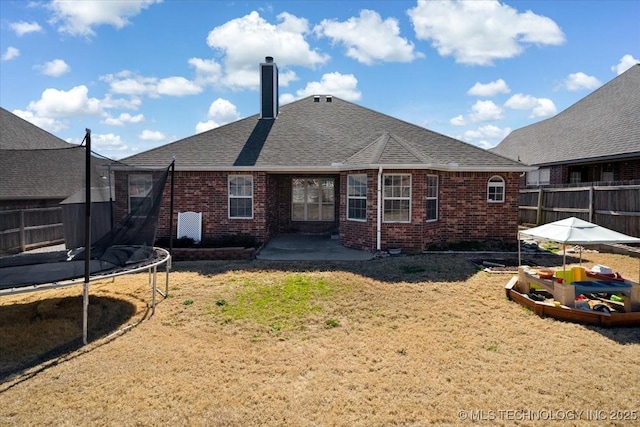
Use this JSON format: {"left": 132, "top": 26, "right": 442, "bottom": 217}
{"left": 504, "top": 93, "right": 556, "bottom": 118}
{"left": 47, "top": 0, "right": 161, "bottom": 37}
{"left": 10, "top": 21, "right": 43, "bottom": 36}
{"left": 93, "top": 133, "right": 128, "bottom": 152}
{"left": 450, "top": 115, "right": 466, "bottom": 126}
{"left": 195, "top": 98, "right": 240, "bottom": 133}
{"left": 157, "top": 76, "right": 202, "bottom": 96}
{"left": 188, "top": 57, "right": 224, "bottom": 87}
{"left": 283, "top": 72, "right": 361, "bottom": 102}
{"left": 611, "top": 54, "right": 640, "bottom": 75}
{"left": 563, "top": 72, "right": 601, "bottom": 91}
{"left": 468, "top": 100, "right": 503, "bottom": 122}
{"left": 531, "top": 98, "right": 556, "bottom": 117}
{"left": 35, "top": 59, "right": 71, "bottom": 77}
{"left": 314, "top": 10, "right": 422, "bottom": 65}
{"left": 467, "top": 79, "right": 510, "bottom": 97}
{"left": 1, "top": 47, "right": 20, "bottom": 61}
{"left": 101, "top": 71, "right": 201, "bottom": 98}
{"left": 101, "top": 94, "right": 142, "bottom": 110}
{"left": 504, "top": 93, "right": 538, "bottom": 110}
{"left": 27, "top": 85, "right": 102, "bottom": 118}
{"left": 205, "top": 11, "right": 329, "bottom": 89}
{"left": 408, "top": 0, "right": 565, "bottom": 65}
{"left": 463, "top": 124, "right": 511, "bottom": 140}
{"left": 103, "top": 112, "right": 144, "bottom": 126}
{"left": 139, "top": 130, "right": 166, "bottom": 141}
{"left": 12, "top": 109, "right": 67, "bottom": 132}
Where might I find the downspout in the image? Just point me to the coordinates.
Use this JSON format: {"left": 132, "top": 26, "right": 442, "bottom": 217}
{"left": 377, "top": 166, "right": 382, "bottom": 251}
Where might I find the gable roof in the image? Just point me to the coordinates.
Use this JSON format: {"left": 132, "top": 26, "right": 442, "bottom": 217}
{"left": 0, "top": 107, "right": 105, "bottom": 201}
{"left": 0, "top": 107, "right": 71, "bottom": 149}
{"left": 122, "top": 96, "right": 528, "bottom": 172}
{"left": 491, "top": 64, "right": 640, "bottom": 166}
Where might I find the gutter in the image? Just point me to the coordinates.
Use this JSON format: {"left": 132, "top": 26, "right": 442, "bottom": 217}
{"left": 377, "top": 166, "right": 382, "bottom": 251}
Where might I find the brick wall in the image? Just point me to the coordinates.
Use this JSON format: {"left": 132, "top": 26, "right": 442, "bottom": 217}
{"left": 115, "top": 168, "right": 520, "bottom": 253}
{"left": 340, "top": 169, "right": 520, "bottom": 252}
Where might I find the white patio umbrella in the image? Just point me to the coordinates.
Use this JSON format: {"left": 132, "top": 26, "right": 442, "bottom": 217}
{"left": 518, "top": 217, "right": 640, "bottom": 281}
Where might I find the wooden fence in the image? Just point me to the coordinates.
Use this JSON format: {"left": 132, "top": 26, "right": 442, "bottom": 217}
{"left": 519, "top": 181, "right": 640, "bottom": 237}
{"left": 0, "top": 207, "right": 64, "bottom": 254}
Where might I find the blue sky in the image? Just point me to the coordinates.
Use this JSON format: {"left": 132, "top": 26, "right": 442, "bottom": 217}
{"left": 1, "top": 0, "right": 638, "bottom": 160}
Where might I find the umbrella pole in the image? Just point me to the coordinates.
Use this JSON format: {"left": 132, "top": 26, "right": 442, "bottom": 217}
{"left": 517, "top": 232, "right": 521, "bottom": 266}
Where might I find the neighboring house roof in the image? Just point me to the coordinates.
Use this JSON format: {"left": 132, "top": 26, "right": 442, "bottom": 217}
{"left": 491, "top": 64, "right": 640, "bottom": 166}
{"left": 0, "top": 107, "right": 71, "bottom": 149}
{"left": 122, "top": 96, "right": 529, "bottom": 172}
{"left": 0, "top": 107, "right": 106, "bottom": 201}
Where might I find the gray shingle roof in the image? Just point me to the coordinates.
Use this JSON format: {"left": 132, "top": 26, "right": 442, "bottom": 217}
{"left": 122, "top": 96, "right": 527, "bottom": 172}
{"left": 491, "top": 64, "right": 640, "bottom": 166}
{"left": 0, "top": 107, "right": 71, "bottom": 149}
{"left": 1, "top": 108, "right": 106, "bottom": 200}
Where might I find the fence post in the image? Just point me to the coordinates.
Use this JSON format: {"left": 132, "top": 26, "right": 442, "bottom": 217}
{"left": 19, "top": 209, "right": 26, "bottom": 252}
{"left": 536, "top": 188, "right": 543, "bottom": 225}
{"left": 589, "top": 185, "right": 594, "bottom": 223}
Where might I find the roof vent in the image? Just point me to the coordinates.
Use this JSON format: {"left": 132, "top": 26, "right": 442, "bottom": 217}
{"left": 313, "top": 95, "right": 320, "bottom": 103}
{"left": 326, "top": 96, "right": 332, "bottom": 102}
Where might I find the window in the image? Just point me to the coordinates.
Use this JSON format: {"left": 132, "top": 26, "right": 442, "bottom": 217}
{"left": 526, "top": 168, "right": 550, "bottom": 186}
{"left": 487, "top": 176, "right": 505, "bottom": 203}
{"left": 128, "top": 174, "right": 152, "bottom": 214}
{"left": 292, "top": 178, "right": 335, "bottom": 221}
{"left": 228, "top": 175, "right": 253, "bottom": 219}
{"left": 383, "top": 174, "right": 411, "bottom": 222}
{"left": 426, "top": 175, "right": 438, "bottom": 222}
{"left": 601, "top": 163, "right": 618, "bottom": 182}
{"left": 347, "top": 174, "right": 367, "bottom": 221}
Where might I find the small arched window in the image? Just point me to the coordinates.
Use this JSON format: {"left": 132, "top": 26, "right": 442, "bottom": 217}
{"left": 487, "top": 176, "right": 505, "bottom": 203}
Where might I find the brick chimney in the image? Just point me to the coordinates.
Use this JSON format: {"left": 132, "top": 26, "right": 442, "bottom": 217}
{"left": 260, "top": 56, "right": 278, "bottom": 119}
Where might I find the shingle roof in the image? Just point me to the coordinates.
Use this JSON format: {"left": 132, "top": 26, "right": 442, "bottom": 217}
{"left": 122, "top": 96, "right": 527, "bottom": 172}
{"left": 0, "top": 107, "right": 71, "bottom": 149}
{"left": 0, "top": 108, "right": 106, "bottom": 201}
{"left": 491, "top": 64, "right": 640, "bottom": 166}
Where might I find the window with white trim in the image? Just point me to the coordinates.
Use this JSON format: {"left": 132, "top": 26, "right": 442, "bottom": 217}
{"left": 347, "top": 174, "right": 367, "bottom": 221}
{"left": 487, "top": 175, "right": 505, "bottom": 203}
{"left": 292, "top": 178, "right": 335, "bottom": 221}
{"left": 383, "top": 174, "right": 411, "bottom": 222}
{"left": 228, "top": 175, "right": 253, "bottom": 219}
{"left": 128, "top": 174, "right": 153, "bottom": 214}
{"left": 426, "top": 174, "right": 438, "bottom": 222}
{"left": 526, "top": 168, "right": 550, "bottom": 186}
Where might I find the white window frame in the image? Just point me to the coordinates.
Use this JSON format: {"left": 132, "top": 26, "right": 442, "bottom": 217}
{"left": 347, "top": 174, "right": 367, "bottom": 222}
{"left": 383, "top": 174, "right": 411, "bottom": 223}
{"left": 228, "top": 175, "right": 254, "bottom": 219}
{"left": 128, "top": 173, "right": 153, "bottom": 214}
{"left": 487, "top": 175, "right": 505, "bottom": 203}
{"left": 426, "top": 174, "right": 438, "bottom": 222}
{"left": 292, "top": 178, "right": 335, "bottom": 222}
{"left": 526, "top": 168, "right": 550, "bottom": 186}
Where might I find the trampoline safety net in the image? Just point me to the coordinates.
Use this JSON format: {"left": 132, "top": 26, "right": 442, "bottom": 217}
{"left": 0, "top": 143, "right": 172, "bottom": 289}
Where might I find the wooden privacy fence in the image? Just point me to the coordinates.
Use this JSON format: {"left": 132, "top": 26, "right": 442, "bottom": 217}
{"left": 519, "top": 181, "right": 640, "bottom": 237}
{"left": 0, "top": 207, "right": 64, "bottom": 254}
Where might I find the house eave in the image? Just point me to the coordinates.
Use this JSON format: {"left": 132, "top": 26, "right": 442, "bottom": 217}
{"left": 532, "top": 152, "right": 640, "bottom": 168}
{"left": 166, "top": 163, "right": 534, "bottom": 173}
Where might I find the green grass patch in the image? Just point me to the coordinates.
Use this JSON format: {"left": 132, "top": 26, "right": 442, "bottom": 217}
{"left": 219, "top": 273, "right": 334, "bottom": 332}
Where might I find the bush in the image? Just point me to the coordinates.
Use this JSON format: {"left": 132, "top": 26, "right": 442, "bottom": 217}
{"left": 155, "top": 233, "right": 260, "bottom": 249}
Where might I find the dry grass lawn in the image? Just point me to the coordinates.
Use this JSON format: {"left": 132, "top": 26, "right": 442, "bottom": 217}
{"left": 1, "top": 251, "right": 639, "bottom": 426}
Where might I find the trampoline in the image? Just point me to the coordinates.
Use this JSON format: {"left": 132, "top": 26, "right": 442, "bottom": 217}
{"left": 0, "top": 129, "right": 175, "bottom": 344}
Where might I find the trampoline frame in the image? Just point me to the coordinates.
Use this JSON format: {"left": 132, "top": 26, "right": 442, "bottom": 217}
{"left": 0, "top": 247, "right": 171, "bottom": 343}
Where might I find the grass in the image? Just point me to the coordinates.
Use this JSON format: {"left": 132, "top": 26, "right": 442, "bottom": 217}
{"left": 1, "top": 251, "right": 639, "bottom": 426}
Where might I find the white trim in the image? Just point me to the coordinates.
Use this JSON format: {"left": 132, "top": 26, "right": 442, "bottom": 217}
{"left": 347, "top": 173, "right": 367, "bottom": 222}
{"left": 487, "top": 175, "right": 505, "bottom": 203}
{"left": 159, "top": 163, "right": 535, "bottom": 173}
{"left": 228, "top": 175, "right": 254, "bottom": 219}
{"left": 426, "top": 174, "right": 438, "bottom": 222}
{"left": 382, "top": 173, "right": 411, "bottom": 223}
{"left": 291, "top": 177, "right": 335, "bottom": 222}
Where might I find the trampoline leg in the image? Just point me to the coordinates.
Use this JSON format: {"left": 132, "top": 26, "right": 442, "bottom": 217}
{"left": 83, "top": 281, "right": 89, "bottom": 345}
{"left": 151, "top": 265, "right": 157, "bottom": 316}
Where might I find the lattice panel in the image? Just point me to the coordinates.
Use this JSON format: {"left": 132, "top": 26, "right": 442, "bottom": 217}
{"left": 177, "top": 211, "right": 202, "bottom": 242}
